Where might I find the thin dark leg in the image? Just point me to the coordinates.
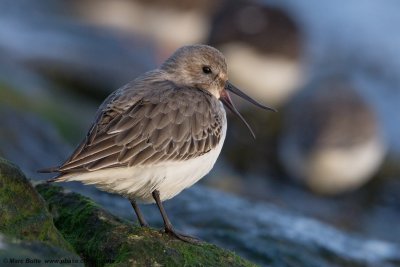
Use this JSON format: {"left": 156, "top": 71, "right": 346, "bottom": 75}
{"left": 130, "top": 199, "right": 149, "bottom": 227}
{"left": 152, "top": 190, "right": 200, "bottom": 244}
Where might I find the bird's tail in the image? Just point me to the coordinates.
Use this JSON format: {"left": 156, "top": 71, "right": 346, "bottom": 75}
{"left": 37, "top": 166, "right": 62, "bottom": 183}
{"left": 37, "top": 166, "right": 60, "bottom": 173}
{"left": 45, "top": 177, "right": 60, "bottom": 183}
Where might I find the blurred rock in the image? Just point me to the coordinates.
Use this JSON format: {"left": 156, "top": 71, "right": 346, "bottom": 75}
{"left": 0, "top": 106, "right": 71, "bottom": 178}
{"left": 0, "top": 158, "right": 75, "bottom": 254}
{"left": 0, "top": 61, "right": 107, "bottom": 144}
{"left": 279, "top": 75, "right": 387, "bottom": 194}
{"left": 36, "top": 183, "right": 254, "bottom": 267}
{"left": 0, "top": 0, "right": 156, "bottom": 97}
{"left": 0, "top": 52, "right": 51, "bottom": 101}
{"left": 208, "top": 0, "right": 304, "bottom": 106}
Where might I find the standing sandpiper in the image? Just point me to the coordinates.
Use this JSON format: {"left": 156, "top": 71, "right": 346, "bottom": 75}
{"left": 41, "top": 45, "right": 274, "bottom": 243}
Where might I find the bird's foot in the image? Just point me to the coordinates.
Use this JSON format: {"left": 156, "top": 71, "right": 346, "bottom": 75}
{"left": 163, "top": 227, "right": 202, "bottom": 244}
{"left": 139, "top": 222, "right": 150, "bottom": 228}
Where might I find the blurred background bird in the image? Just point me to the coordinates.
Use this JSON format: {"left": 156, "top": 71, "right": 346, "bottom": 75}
{"left": 279, "top": 74, "right": 387, "bottom": 195}
{"left": 208, "top": 0, "right": 303, "bottom": 106}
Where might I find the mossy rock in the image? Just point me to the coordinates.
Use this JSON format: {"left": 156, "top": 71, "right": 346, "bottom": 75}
{"left": 0, "top": 158, "right": 73, "bottom": 253}
{"left": 36, "top": 183, "right": 255, "bottom": 267}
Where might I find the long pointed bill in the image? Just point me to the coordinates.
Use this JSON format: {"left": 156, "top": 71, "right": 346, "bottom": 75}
{"left": 226, "top": 82, "right": 277, "bottom": 112}
{"left": 220, "top": 89, "right": 256, "bottom": 139}
{"left": 220, "top": 82, "right": 277, "bottom": 139}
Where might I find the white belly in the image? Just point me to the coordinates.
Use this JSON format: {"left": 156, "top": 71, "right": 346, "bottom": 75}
{"left": 60, "top": 109, "right": 227, "bottom": 203}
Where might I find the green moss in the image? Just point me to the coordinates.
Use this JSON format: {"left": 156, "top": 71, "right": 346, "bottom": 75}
{"left": 0, "top": 158, "right": 73, "bottom": 252}
{"left": 36, "top": 183, "right": 256, "bottom": 267}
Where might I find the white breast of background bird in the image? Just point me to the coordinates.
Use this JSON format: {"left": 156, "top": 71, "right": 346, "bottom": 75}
{"left": 51, "top": 66, "right": 228, "bottom": 203}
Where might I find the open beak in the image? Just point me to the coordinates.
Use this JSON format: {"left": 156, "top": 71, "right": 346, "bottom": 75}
{"left": 220, "top": 82, "right": 276, "bottom": 139}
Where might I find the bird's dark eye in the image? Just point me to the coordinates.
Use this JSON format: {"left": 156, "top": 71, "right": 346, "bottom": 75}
{"left": 202, "top": 66, "right": 212, "bottom": 74}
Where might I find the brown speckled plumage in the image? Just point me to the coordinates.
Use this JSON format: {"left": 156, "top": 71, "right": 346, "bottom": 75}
{"left": 59, "top": 73, "right": 224, "bottom": 173}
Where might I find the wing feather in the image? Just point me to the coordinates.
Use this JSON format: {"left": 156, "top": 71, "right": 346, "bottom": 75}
{"left": 56, "top": 75, "right": 225, "bottom": 174}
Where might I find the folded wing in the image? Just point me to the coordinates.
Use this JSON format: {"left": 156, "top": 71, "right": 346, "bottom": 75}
{"left": 56, "top": 80, "right": 224, "bottom": 173}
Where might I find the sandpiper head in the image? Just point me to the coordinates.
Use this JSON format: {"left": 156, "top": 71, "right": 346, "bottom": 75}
{"left": 161, "top": 44, "right": 228, "bottom": 98}
{"left": 161, "top": 44, "right": 276, "bottom": 138}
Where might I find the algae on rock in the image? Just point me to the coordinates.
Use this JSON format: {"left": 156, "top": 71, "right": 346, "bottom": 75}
{"left": 36, "top": 183, "right": 255, "bottom": 267}
{"left": 0, "top": 157, "right": 81, "bottom": 265}
{"left": 0, "top": 158, "right": 73, "bottom": 252}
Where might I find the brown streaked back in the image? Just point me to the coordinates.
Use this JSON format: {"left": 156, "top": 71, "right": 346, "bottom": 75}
{"left": 56, "top": 72, "right": 225, "bottom": 174}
